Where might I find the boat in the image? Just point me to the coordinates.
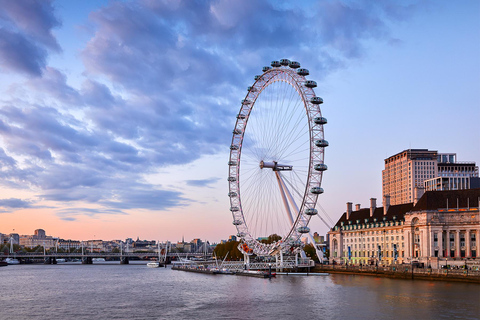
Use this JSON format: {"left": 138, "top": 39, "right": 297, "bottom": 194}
{"left": 236, "top": 270, "right": 276, "bottom": 278}
{"left": 56, "top": 258, "right": 66, "bottom": 263}
{"left": 147, "top": 262, "right": 164, "bottom": 268}
{"left": 5, "top": 258, "right": 20, "bottom": 265}
{"left": 92, "top": 258, "right": 106, "bottom": 262}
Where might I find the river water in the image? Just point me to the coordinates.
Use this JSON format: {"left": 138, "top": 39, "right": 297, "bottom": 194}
{"left": 1, "top": 262, "right": 478, "bottom": 320}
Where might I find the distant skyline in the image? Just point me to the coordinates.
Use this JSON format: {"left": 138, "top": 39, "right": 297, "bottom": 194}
{"left": 0, "top": 0, "right": 478, "bottom": 242}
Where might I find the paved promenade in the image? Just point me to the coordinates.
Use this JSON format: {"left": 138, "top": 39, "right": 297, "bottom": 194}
{"left": 314, "top": 264, "right": 480, "bottom": 284}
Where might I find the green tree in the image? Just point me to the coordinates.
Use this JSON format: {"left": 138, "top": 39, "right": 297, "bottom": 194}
{"left": 303, "top": 243, "right": 319, "bottom": 262}
{"left": 260, "top": 234, "right": 282, "bottom": 244}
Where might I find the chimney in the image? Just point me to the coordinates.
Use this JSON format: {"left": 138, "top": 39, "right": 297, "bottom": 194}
{"left": 370, "top": 198, "right": 376, "bottom": 217}
{"left": 355, "top": 204, "right": 361, "bottom": 211}
{"left": 346, "top": 202, "right": 352, "bottom": 220}
{"left": 414, "top": 187, "right": 425, "bottom": 206}
{"left": 383, "top": 195, "right": 390, "bottom": 216}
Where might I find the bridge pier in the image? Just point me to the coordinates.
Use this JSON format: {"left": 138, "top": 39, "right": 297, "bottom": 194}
{"left": 82, "top": 257, "right": 93, "bottom": 264}
{"left": 120, "top": 257, "right": 129, "bottom": 264}
{"left": 43, "top": 257, "right": 57, "bottom": 264}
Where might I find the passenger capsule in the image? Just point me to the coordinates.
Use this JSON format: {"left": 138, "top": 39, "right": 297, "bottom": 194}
{"left": 310, "top": 97, "right": 323, "bottom": 104}
{"left": 315, "top": 139, "right": 329, "bottom": 148}
{"left": 297, "top": 68, "right": 309, "bottom": 76}
{"left": 310, "top": 187, "right": 324, "bottom": 194}
{"left": 232, "top": 220, "right": 243, "bottom": 225}
{"left": 271, "top": 60, "right": 281, "bottom": 67}
{"left": 280, "top": 59, "right": 291, "bottom": 66}
{"left": 305, "top": 208, "right": 318, "bottom": 216}
{"left": 254, "top": 75, "right": 262, "bottom": 81}
{"left": 297, "top": 226, "right": 310, "bottom": 234}
{"left": 228, "top": 192, "right": 237, "bottom": 197}
{"left": 230, "top": 145, "right": 239, "bottom": 150}
{"left": 237, "top": 114, "right": 246, "bottom": 120}
{"left": 262, "top": 66, "right": 272, "bottom": 72}
{"left": 304, "top": 80, "right": 317, "bottom": 88}
{"left": 242, "top": 99, "right": 251, "bottom": 105}
{"left": 228, "top": 161, "right": 237, "bottom": 166}
{"left": 314, "top": 164, "right": 328, "bottom": 171}
{"left": 233, "top": 129, "right": 242, "bottom": 134}
{"left": 291, "top": 240, "right": 303, "bottom": 247}
{"left": 227, "top": 176, "right": 236, "bottom": 182}
{"left": 289, "top": 61, "right": 300, "bottom": 69}
{"left": 314, "top": 117, "right": 327, "bottom": 125}
{"left": 230, "top": 206, "right": 239, "bottom": 212}
{"left": 237, "top": 232, "right": 246, "bottom": 238}
{"left": 247, "top": 86, "right": 257, "bottom": 92}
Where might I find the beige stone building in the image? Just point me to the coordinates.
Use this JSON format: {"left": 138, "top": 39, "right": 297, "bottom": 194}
{"left": 328, "top": 189, "right": 480, "bottom": 268}
{"left": 382, "top": 149, "right": 478, "bottom": 206}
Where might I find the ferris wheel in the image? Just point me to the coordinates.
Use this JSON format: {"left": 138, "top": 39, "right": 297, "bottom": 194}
{"left": 228, "top": 59, "right": 328, "bottom": 257}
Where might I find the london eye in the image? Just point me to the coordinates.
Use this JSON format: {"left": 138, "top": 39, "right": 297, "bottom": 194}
{"left": 228, "top": 59, "right": 328, "bottom": 258}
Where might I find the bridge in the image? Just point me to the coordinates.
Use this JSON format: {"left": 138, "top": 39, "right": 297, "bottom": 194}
{"left": 1, "top": 252, "right": 209, "bottom": 264}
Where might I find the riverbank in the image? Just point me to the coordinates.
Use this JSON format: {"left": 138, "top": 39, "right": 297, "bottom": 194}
{"left": 314, "top": 265, "right": 480, "bottom": 284}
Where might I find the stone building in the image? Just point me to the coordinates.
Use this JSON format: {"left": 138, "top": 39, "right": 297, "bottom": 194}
{"left": 382, "top": 149, "right": 478, "bottom": 206}
{"left": 328, "top": 189, "right": 480, "bottom": 268}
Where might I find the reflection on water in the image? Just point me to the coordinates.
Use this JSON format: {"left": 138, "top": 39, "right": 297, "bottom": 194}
{"left": 1, "top": 264, "right": 479, "bottom": 320}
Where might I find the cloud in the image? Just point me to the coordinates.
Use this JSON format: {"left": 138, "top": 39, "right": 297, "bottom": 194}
{"left": 186, "top": 178, "right": 221, "bottom": 188}
{"left": 0, "top": 0, "right": 420, "bottom": 219}
{"left": 0, "top": 0, "right": 61, "bottom": 76}
{"left": 0, "top": 198, "right": 33, "bottom": 209}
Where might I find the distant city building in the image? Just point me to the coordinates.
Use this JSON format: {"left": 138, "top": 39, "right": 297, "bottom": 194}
{"left": 228, "top": 235, "right": 237, "bottom": 242}
{"left": 20, "top": 229, "right": 56, "bottom": 249}
{"left": 328, "top": 189, "right": 480, "bottom": 268}
{"left": 57, "top": 239, "right": 81, "bottom": 251}
{"left": 382, "top": 149, "right": 478, "bottom": 205}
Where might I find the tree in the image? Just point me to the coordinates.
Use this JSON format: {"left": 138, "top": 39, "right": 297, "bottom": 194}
{"left": 303, "top": 243, "right": 319, "bottom": 262}
{"left": 260, "top": 234, "right": 282, "bottom": 244}
{"left": 214, "top": 241, "right": 242, "bottom": 260}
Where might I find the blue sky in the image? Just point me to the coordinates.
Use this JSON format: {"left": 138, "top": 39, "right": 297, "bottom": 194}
{"left": 0, "top": 0, "right": 478, "bottom": 242}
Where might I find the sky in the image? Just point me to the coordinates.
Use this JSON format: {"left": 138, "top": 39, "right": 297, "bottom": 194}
{"left": 0, "top": 0, "right": 478, "bottom": 243}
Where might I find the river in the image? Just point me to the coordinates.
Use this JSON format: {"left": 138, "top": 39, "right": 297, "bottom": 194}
{"left": 1, "top": 262, "right": 478, "bottom": 319}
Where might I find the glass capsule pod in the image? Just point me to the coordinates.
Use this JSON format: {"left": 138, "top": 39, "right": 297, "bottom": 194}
{"left": 242, "top": 99, "right": 251, "bottom": 105}
{"left": 297, "top": 226, "right": 310, "bottom": 234}
{"left": 315, "top": 139, "right": 329, "bottom": 148}
{"left": 304, "top": 80, "right": 317, "bottom": 88}
{"left": 228, "top": 192, "right": 237, "bottom": 197}
{"left": 232, "top": 220, "right": 243, "bottom": 225}
{"left": 230, "top": 206, "right": 239, "bottom": 212}
{"left": 314, "top": 163, "right": 328, "bottom": 171}
{"left": 305, "top": 208, "right": 318, "bottom": 216}
{"left": 254, "top": 75, "right": 262, "bottom": 81}
{"left": 289, "top": 61, "right": 300, "bottom": 69}
{"left": 237, "top": 114, "right": 246, "bottom": 119}
{"left": 233, "top": 129, "right": 242, "bottom": 134}
{"left": 314, "top": 117, "right": 327, "bottom": 125}
{"left": 228, "top": 161, "right": 237, "bottom": 166}
{"left": 310, "top": 187, "right": 324, "bottom": 194}
{"left": 297, "top": 68, "right": 309, "bottom": 76}
{"left": 230, "top": 145, "right": 239, "bottom": 150}
{"left": 310, "top": 96, "right": 323, "bottom": 104}
{"left": 262, "top": 66, "right": 272, "bottom": 72}
{"left": 227, "top": 176, "right": 236, "bottom": 182}
{"left": 280, "top": 59, "right": 291, "bottom": 66}
{"left": 271, "top": 60, "right": 281, "bottom": 67}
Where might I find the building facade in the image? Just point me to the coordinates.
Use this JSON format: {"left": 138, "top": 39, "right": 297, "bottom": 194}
{"left": 328, "top": 189, "right": 480, "bottom": 268}
{"left": 382, "top": 149, "right": 478, "bottom": 205}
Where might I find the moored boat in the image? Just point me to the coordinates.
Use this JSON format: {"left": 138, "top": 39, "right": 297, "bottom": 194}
{"left": 5, "top": 258, "right": 20, "bottom": 265}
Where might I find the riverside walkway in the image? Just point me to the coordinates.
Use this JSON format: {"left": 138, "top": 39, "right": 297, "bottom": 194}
{"left": 314, "top": 264, "right": 480, "bottom": 284}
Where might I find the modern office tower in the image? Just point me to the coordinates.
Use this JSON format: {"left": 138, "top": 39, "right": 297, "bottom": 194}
{"left": 382, "top": 149, "right": 478, "bottom": 205}
{"left": 382, "top": 149, "right": 438, "bottom": 206}
{"left": 425, "top": 153, "right": 479, "bottom": 191}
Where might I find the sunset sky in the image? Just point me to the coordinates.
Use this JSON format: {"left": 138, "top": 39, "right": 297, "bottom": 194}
{"left": 0, "top": 0, "right": 478, "bottom": 242}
